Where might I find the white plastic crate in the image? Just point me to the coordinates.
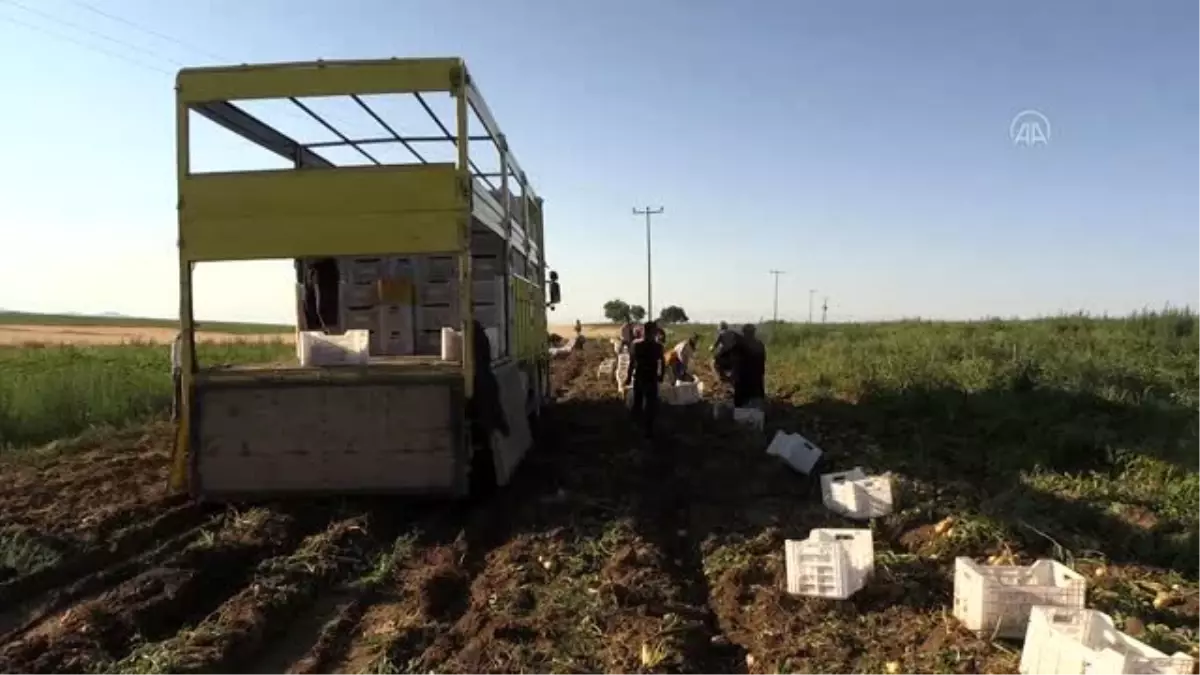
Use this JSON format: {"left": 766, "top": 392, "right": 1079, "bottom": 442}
{"left": 821, "top": 468, "right": 894, "bottom": 520}
{"left": 733, "top": 407, "right": 765, "bottom": 429}
{"left": 597, "top": 358, "right": 616, "bottom": 378}
{"left": 953, "top": 558, "right": 1087, "bottom": 639}
{"left": 297, "top": 329, "right": 370, "bottom": 367}
{"left": 1020, "top": 606, "right": 1195, "bottom": 675}
{"left": 766, "top": 430, "right": 823, "bottom": 474}
{"left": 785, "top": 528, "right": 874, "bottom": 599}
{"left": 671, "top": 381, "right": 701, "bottom": 405}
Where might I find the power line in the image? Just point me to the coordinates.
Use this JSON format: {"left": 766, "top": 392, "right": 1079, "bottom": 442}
{"left": 632, "top": 206, "right": 664, "bottom": 319}
{"left": 0, "top": 12, "right": 170, "bottom": 75}
{"left": 65, "top": 0, "right": 229, "bottom": 62}
{"left": 822, "top": 296, "right": 829, "bottom": 323}
{"left": 0, "top": 0, "right": 184, "bottom": 65}
{"left": 768, "top": 270, "right": 785, "bottom": 322}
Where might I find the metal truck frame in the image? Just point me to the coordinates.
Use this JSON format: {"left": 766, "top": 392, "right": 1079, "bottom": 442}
{"left": 171, "top": 58, "right": 552, "bottom": 499}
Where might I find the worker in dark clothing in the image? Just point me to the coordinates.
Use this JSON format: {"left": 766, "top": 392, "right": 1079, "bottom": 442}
{"left": 624, "top": 321, "right": 666, "bottom": 438}
{"left": 469, "top": 320, "right": 509, "bottom": 437}
{"left": 710, "top": 321, "right": 738, "bottom": 382}
{"left": 730, "top": 323, "right": 766, "bottom": 408}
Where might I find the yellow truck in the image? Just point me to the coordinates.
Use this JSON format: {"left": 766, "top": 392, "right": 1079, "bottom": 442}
{"left": 171, "top": 57, "right": 560, "bottom": 499}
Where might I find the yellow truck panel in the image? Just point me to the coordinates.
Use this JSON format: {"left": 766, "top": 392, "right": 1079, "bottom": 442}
{"left": 180, "top": 164, "right": 463, "bottom": 261}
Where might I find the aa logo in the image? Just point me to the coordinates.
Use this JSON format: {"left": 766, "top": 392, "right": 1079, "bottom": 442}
{"left": 1010, "top": 110, "right": 1051, "bottom": 147}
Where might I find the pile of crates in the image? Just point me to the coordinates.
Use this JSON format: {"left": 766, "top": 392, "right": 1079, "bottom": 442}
{"left": 336, "top": 253, "right": 506, "bottom": 358}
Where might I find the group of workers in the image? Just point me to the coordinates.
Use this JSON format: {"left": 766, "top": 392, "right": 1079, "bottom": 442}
{"left": 620, "top": 319, "right": 766, "bottom": 438}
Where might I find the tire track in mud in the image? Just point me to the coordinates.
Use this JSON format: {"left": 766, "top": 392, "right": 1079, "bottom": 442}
{"left": 0, "top": 506, "right": 324, "bottom": 674}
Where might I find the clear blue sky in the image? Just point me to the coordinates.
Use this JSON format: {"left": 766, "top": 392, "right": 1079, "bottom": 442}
{"left": 1, "top": 0, "right": 1196, "bottom": 324}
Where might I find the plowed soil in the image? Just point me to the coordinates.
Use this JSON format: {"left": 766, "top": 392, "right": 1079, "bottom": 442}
{"left": 1, "top": 342, "right": 1195, "bottom": 673}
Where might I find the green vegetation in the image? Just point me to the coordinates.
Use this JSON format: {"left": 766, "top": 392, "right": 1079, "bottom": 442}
{"left": 0, "top": 311, "right": 293, "bottom": 334}
{"left": 744, "top": 309, "right": 1199, "bottom": 574}
{"left": 0, "top": 340, "right": 292, "bottom": 449}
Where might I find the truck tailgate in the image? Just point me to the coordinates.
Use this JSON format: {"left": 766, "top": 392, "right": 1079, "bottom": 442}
{"left": 190, "top": 374, "right": 464, "bottom": 498}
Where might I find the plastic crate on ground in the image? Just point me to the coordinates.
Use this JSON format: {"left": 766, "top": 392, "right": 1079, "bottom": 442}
{"left": 953, "top": 557, "right": 1087, "bottom": 639}
{"left": 597, "top": 358, "right": 616, "bottom": 378}
{"left": 1019, "top": 606, "right": 1196, "bottom": 675}
{"left": 665, "top": 381, "right": 701, "bottom": 406}
{"left": 785, "top": 528, "right": 874, "bottom": 599}
{"left": 821, "top": 467, "right": 894, "bottom": 519}
{"left": 766, "top": 430, "right": 822, "bottom": 474}
{"left": 733, "top": 407, "right": 765, "bottom": 429}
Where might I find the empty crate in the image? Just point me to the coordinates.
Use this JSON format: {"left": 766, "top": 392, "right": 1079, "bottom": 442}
{"left": 953, "top": 557, "right": 1087, "bottom": 639}
{"left": 785, "top": 528, "right": 874, "bottom": 599}
{"left": 821, "top": 467, "right": 895, "bottom": 519}
{"left": 766, "top": 430, "right": 823, "bottom": 474}
{"left": 1019, "top": 606, "right": 1195, "bottom": 675}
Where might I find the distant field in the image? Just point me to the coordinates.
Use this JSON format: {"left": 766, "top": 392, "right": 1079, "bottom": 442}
{"left": 0, "top": 311, "right": 293, "bottom": 334}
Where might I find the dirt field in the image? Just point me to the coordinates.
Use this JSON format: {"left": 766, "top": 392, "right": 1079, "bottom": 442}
{"left": 0, "top": 341, "right": 1195, "bottom": 674}
{"left": 0, "top": 324, "right": 288, "bottom": 346}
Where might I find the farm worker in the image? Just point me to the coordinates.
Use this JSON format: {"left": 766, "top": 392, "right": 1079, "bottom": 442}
{"left": 730, "top": 323, "right": 766, "bottom": 408}
{"left": 654, "top": 325, "right": 667, "bottom": 344}
{"left": 169, "top": 331, "right": 184, "bottom": 422}
{"left": 710, "top": 321, "right": 738, "bottom": 382}
{"left": 618, "top": 320, "right": 635, "bottom": 354}
{"left": 574, "top": 319, "right": 583, "bottom": 335}
{"left": 665, "top": 335, "right": 698, "bottom": 384}
{"left": 624, "top": 321, "right": 666, "bottom": 438}
{"left": 469, "top": 320, "right": 510, "bottom": 438}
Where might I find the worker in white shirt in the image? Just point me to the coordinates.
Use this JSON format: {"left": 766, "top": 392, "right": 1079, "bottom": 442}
{"left": 665, "top": 335, "right": 698, "bottom": 384}
{"left": 170, "top": 331, "right": 183, "bottom": 422}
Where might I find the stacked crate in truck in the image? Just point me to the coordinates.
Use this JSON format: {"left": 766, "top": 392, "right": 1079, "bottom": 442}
{"left": 336, "top": 246, "right": 507, "bottom": 358}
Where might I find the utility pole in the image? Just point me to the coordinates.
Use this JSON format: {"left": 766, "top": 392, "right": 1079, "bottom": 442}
{"left": 808, "top": 288, "right": 817, "bottom": 323}
{"left": 632, "top": 206, "right": 664, "bottom": 319}
{"left": 768, "top": 270, "right": 785, "bottom": 322}
{"left": 822, "top": 296, "right": 829, "bottom": 323}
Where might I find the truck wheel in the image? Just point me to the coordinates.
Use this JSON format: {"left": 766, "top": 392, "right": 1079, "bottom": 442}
{"left": 468, "top": 427, "right": 497, "bottom": 497}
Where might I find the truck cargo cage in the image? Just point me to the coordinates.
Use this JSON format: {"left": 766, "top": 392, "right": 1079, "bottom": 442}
{"left": 171, "top": 58, "right": 552, "bottom": 499}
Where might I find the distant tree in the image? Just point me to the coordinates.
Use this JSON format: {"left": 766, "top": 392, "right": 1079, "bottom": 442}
{"left": 602, "top": 299, "right": 632, "bottom": 323}
{"left": 658, "top": 305, "right": 689, "bottom": 324}
{"left": 629, "top": 305, "right": 646, "bottom": 322}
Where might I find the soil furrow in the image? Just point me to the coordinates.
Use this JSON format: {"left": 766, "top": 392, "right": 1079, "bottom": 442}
{"left": 0, "top": 508, "right": 312, "bottom": 673}
{"left": 116, "top": 515, "right": 375, "bottom": 674}
{"left": 0, "top": 500, "right": 215, "bottom": 610}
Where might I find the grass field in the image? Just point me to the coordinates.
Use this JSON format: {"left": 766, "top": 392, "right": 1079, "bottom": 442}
{"left": 0, "top": 311, "right": 1196, "bottom": 673}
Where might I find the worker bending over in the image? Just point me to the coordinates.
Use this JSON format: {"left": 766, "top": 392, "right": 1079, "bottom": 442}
{"left": 665, "top": 334, "right": 699, "bottom": 384}
{"left": 730, "top": 323, "right": 766, "bottom": 408}
{"left": 624, "top": 321, "right": 666, "bottom": 438}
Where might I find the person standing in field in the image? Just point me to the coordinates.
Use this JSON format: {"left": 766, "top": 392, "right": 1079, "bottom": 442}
{"left": 625, "top": 321, "right": 666, "bottom": 438}
{"left": 710, "top": 321, "right": 738, "bottom": 382}
{"left": 730, "top": 323, "right": 766, "bottom": 408}
{"left": 618, "top": 320, "right": 635, "bottom": 354}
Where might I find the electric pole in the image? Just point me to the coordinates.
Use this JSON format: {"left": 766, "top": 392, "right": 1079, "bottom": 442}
{"left": 808, "top": 288, "right": 817, "bottom": 323}
{"left": 632, "top": 206, "right": 663, "bottom": 319}
{"left": 768, "top": 270, "right": 785, "bottom": 322}
{"left": 822, "top": 296, "right": 829, "bottom": 323}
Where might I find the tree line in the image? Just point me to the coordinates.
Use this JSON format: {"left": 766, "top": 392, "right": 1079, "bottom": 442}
{"left": 602, "top": 299, "right": 689, "bottom": 324}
